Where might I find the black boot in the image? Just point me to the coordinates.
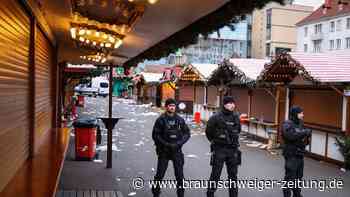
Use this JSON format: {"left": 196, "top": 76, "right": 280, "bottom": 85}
{"left": 283, "top": 188, "right": 291, "bottom": 197}
{"left": 207, "top": 191, "right": 214, "bottom": 197}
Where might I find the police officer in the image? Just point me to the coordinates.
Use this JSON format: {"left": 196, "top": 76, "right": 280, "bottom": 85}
{"left": 206, "top": 96, "right": 241, "bottom": 197}
{"left": 151, "top": 98, "right": 191, "bottom": 197}
{"left": 282, "top": 106, "right": 311, "bottom": 197}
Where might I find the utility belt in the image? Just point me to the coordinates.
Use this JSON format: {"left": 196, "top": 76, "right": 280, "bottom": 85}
{"left": 282, "top": 144, "right": 306, "bottom": 157}
{"left": 210, "top": 141, "right": 239, "bottom": 152}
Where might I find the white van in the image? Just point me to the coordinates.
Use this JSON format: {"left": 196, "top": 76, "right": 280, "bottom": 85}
{"left": 92, "top": 77, "right": 109, "bottom": 97}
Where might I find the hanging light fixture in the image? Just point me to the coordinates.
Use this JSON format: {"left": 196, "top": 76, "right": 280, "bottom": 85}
{"left": 80, "top": 52, "right": 108, "bottom": 63}
{"left": 70, "top": 24, "right": 124, "bottom": 50}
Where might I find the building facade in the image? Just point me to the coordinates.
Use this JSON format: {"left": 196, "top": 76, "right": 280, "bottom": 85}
{"left": 296, "top": 0, "right": 350, "bottom": 53}
{"left": 251, "top": 2, "right": 313, "bottom": 58}
{"left": 167, "top": 17, "right": 252, "bottom": 64}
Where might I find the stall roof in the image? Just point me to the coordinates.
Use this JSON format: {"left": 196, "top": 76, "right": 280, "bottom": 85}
{"left": 191, "top": 63, "right": 219, "bottom": 79}
{"left": 289, "top": 50, "right": 350, "bottom": 83}
{"left": 140, "top": 72, "right": 163, "bottom": 83}
{"left": 37, "top": 0, "right": 284, "bottom": 66}
{"left": 229, "top": 58, "right": 270, "bottom": 80}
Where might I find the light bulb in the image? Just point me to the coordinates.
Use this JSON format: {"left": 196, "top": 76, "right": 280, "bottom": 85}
{"left": 78, "top": 29, "right": 86, "bottom": 35}
{"left": 148, "top": 0, "right": 158, "bottom": 4}
{"left": 105, "top": 43, "right": 112, "bottom": 48}
{"left": 109, "top": 36, "right": 115, "bottom": 43}
{"left": 114, "top": 39, "right": 123, "bottom": 48}
{"left": 70, "top": 27, "right": 76, "bottom": 39}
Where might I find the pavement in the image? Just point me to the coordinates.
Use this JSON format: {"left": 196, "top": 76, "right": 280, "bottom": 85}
{"left": 58, "top": 97, "right": 350, "bottom": 197}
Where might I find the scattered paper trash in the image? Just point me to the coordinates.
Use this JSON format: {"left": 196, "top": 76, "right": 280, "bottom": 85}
{"left": 93, "top": 159, "right": 103, "bottom": 163}
{"left": 186, "top": 154, "right": 199, "bottom": 159}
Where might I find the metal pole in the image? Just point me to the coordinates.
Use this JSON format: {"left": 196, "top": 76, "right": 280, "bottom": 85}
{"left": 107, "top": 65, "right": 113, "bottom": 168}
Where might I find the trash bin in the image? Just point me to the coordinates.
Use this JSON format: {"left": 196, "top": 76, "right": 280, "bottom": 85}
{"left": 73, "top": 116, "right": 98, "bottom": 160}
{"left": 194, "top": 112, "right": 201, "bottom": 124}
{"left": 77, "top": 95, "right": 84, "bottom": 107}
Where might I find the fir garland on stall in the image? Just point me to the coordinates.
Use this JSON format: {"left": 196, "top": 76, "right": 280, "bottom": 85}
{"left": 123, "top": 0, "right": 285, "bottom": 68}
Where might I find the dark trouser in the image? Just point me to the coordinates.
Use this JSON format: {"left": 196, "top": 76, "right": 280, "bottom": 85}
{"left": 283, "top": 156, "right": 304, "bottom": 197}
{"left": 207, "top": 147, "right": 240, "bottom": 197}
{"left": 152, "top": 150, "right": 184, "bottom": 197}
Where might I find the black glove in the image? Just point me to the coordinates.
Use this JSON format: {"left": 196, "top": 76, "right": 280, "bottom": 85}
{"left": 304, "top": 128, "right": 312, "bottom": 137}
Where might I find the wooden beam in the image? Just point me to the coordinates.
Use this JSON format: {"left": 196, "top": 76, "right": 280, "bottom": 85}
{"left": 342, "top": 96, "right": 348, "bottom": 132}
{"left": 248, "top": 89, "right": 252, "bottom": 117}
{"left": 330, "top": 85, "right": 344, "bottom": 97}
{"left": 347, "top": 96, "right": 350, "bottom": 136}
{"left": 264, "top": 88, "right": 277, "bottom": 102}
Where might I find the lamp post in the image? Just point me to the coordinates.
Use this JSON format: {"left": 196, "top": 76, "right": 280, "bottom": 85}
{"left": 98, "top": 64, "right": 123, "bottom": 168}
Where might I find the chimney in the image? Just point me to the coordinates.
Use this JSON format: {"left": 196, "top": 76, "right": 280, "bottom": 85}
{"left": 322, "top": 0, "right": 332, "bottom": 14}
{"left": 338, "top": 1, "right": 349, "bottom": 11}
{"left": 324, "top": 0, "right": 332, "bottom": 8}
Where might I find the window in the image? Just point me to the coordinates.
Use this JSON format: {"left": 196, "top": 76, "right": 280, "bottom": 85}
{"left": 266, "top": 27, "right": 271, "bottom": 40}
{"left": 313, "top": 39, "right": 322, "bottom": 52}
{"left": 304, "top": 26, "right": 308, "bottom": 37}
{"left": 336, "top": 39, "right": 342, "bottom": 49}
{"left": 329, "top": 40, "right": 334, "bottom": 50}
{"left": 266, "top": 9, "right": 272, "bottom": 40}
{"left": 330, "top": 21, "right": 335, "bottom": 32}
{"left": 266, "top": 9, "right": 272, "bottom": 26}
{"left": 100, "top": 82, "right": 108, "bottom": 88}
{"left": 266, "top": 43, "right": 271, "bottom": 57}
{"left": 304, "top": 44, "right": 308, "bottom": 52}
{"left": 315, "top": 24, "right": 322, "bottom": 34}
{"left": 336, "top": 20, "right": 342, "bottom": 31}
{"left": 347, "top": 18, "right": 350, "bottom": 29}
{"left": 346, "top": 38, "right": 350, "bottom": 49}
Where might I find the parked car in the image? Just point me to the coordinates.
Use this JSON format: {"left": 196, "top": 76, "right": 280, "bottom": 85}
{"left": 75, "top": 83, "right": 98, "bottom": 96}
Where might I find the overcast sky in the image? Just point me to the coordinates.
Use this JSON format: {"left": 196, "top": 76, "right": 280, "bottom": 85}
{"left": 294, "top": 0, "right": 324, "bottom": 9}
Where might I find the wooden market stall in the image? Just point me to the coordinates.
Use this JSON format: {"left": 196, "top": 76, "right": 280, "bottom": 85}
{"left": 177, "top": 63, "right": 218, "bottom": 116}
{"left": 133, "top": 72, "right": 162, "bottom": 104}
{"left": 258, "top": 51, "right": 350, "bottom": 165}
{"left": 208, "top": 58, "right": 277, "bottom": 142}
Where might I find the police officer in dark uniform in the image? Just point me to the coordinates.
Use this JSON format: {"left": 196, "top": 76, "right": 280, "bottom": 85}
{"left": 152, "top": 98, "right": 191, "bottom": 197}
{"left": 205, "top": 96, "right": 241, "bottom": 197}
{"left": 282, "top": 106, "right": 311, "bottom": 197}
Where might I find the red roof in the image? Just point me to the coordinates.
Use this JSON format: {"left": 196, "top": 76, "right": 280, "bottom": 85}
{"left": 290, "top": 50, "right": 350, "bottom": 83}
{"left": 296, "top": 1, "right": 350, "bottom": 26}
{"left": 143, "top": 64, "right": 174, "bottom": 73}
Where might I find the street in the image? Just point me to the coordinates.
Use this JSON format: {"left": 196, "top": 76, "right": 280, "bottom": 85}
{"left": 58, "top": 97, "right": 350, "bottom": 197}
